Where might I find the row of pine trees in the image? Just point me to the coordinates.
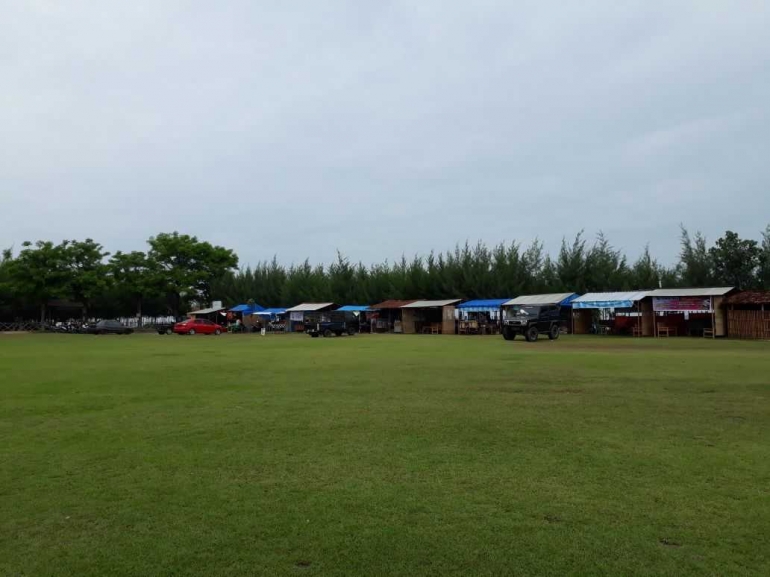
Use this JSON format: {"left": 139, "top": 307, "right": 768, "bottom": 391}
{"left": 212, "top": 227, "right": 770, "bottom": 308}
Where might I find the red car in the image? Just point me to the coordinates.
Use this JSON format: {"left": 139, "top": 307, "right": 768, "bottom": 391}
{"left": 173, "top": 318, "right": 225, "bottom": 335}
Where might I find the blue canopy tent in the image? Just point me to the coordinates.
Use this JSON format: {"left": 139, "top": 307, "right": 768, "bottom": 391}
{"left": 456, "top": 299, "right": 511, "bottom": 313}
{"left": 337, "top": 305, "right": 373, "bottom": 332}
{"left": 252, "top": 307, "right": 287, "bottom": 317}
{"left": 229, "top": 303, "right": 265, "bottom": 314}
{"left": 248, "top": 307, "right": 287, "bottom": 333}
{"left": 456, "top": 298, "right": 511, "bottom": 334}
{"left": 227, "top": 303, "right": 265, "bottom": 331}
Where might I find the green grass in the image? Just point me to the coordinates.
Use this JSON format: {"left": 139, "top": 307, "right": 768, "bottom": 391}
{"left": 1, "top": 333, "right": 769, "bottom": 576}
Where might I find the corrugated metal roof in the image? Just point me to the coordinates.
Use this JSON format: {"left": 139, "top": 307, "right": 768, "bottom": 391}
{"left": 337, "top": 305, "right": 371, "bottom": 312}
{"left": 370, "top": 300, "right": 418, "bottom": 309}
{"left": 188, "top": 306, "right": 227, "bottom": 315}
{"left": 504, "top": 293, "right": 578, "bottom": 306}
{"left": 457, "top": 299, "right": 511, "bottom": 309}
{"left": 284, "top": 303, "right": 336, "bottom": 312}
{"left": 402, "top": 299, "right": 462, "bottom": 308}
{"left": 724, "top": 290, "right": 770, "bottom": 305}
{"left": 648, "top": 287, "right": 734, "bottom": 297}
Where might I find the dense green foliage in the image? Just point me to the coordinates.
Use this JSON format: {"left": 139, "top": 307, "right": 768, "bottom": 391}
{"left": 1, "top": 334, "right": 768, "bottom": 576}
{"left": 1, "top": 233, "right": 237, "bottom": 320}
{"left": 211, "top": 227, "right": 770, "bottom": 307}
{"left": 1, "top": 226, "right": 769, "bottom": 318}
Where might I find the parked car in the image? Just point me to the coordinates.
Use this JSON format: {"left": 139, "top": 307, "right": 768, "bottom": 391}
{"left": 304, "top": 311, "right": 357, "bottom": 338}
{"left": 502, "top": 305, "right": 561, "bottom": 342}
{"left": 156, "top": 318, "right": 184, "bottom": 335}
{"left": 87, "top": 320, "right": 134, "bottom": 335}
{"left": 173, "top": 318, "right": 225, "bottom": 335}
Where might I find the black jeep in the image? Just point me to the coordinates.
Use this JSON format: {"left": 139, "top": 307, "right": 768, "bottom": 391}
{"left": 305, "top": 311, "right": 357, "bottom": 338}
{"left": 502, "top": 305, "right": 561, "bottom": 342}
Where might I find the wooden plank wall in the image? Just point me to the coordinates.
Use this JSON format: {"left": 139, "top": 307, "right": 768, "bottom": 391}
{"left": 442, "top": 306, "right": 456, "bottom": 335}
{"left": 572, "top": 309, "right": 592, "bottom": 334}
{"left": 727, "top": 310, "right": 770, "bottom": 339}
{"left": 401, "top": 309, "right": 416, "bottom": 334}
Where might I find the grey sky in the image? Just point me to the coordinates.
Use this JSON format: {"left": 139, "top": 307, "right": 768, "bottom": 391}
{"left": 2, "top": 1, "right": 769, "bottom": 269}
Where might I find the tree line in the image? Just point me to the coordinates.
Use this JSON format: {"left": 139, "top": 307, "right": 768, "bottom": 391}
{"left": 0, "top": 233, "right": 237, "bottom": 322}
{"left": 1, "top": 226, "right": 769, "bottom": 322}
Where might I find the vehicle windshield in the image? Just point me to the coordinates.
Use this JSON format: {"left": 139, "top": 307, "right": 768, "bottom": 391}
{"left": 505, "top": 306, "right": 540, "bottom": 319}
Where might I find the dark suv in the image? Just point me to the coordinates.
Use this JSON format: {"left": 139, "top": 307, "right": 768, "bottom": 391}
{"left": 305, "top": 311, "right": 357, "bottom": 338}
{"left": 502, "top": 305, "right": 561, "bottom": 342}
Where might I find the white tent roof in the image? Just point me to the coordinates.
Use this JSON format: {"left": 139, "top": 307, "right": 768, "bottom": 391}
{"left": 401, "top": 299, "right": 462, "bottom": 308}
{"left": 572, "top": 291, "right": 650, "bottom": 304}
{"left": 648, "top": 287, "right": 734, "bottom": 297}
{"left": 504, "top": 293, "right": 576, "bottom": 306}
{"left": 285, "top": 302, "right": 336, "bottom": 312}
{"left": 188, "top": 306, "right": 226, "bottom": 315}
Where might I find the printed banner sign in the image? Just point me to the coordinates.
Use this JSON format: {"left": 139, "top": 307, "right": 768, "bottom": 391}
{"left": 653, "top": 296, "right": 711, "bottom": 312}
{"left": 290, "top": 312, "right": 304, "bottom": 321}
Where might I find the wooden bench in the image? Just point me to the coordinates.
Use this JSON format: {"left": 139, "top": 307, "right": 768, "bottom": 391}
{"left": 657, "top": 325, "right": 676, "bottom": 337}
{"left": 703, "top": 328, "right": 714, "bottom": 338}
{"left": 632, "top": 325, "right": 642, "bottom": 337}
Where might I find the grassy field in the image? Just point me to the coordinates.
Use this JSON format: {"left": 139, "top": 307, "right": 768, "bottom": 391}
{"left": 1, "top": 333, "right": 768, "bottom": 576}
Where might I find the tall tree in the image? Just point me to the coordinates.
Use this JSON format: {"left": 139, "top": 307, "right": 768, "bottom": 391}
{"left": 0, "top": 248, "right": 14, "bottom": 310}
{"left": 585, "top": 232, "right": 628, "bottom": 291}
{"left": 7, "top": 241, "right": 71, "bottom": 322}
{"left": 110, "top": 251, "right": 160, "bottom": 324}
{"left": 65, "top": 239, "right": 111, "bottom": 318}
{"left": 678, "top": 227, "right": 713, "bottom": 286}
{"left": 147, "top": 232, "right": 238, "bottom": 314}
{"left": 757, "top": 225, "right": 770, "bottom": 290}
{"left": 556, "top": 232, "right": 588, "bottom": 293}
{"left": 631, "top": 245, "right": 663, "bottom": 289}
{"left": 709, "top": 230, "right": 760, "bottom": 289}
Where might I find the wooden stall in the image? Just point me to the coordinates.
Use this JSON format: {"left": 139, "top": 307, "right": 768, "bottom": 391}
{"left": 188, "top": 304, "right": 227, "bottom": 324}
{"left": 228, "top": 303, "right": 265, "bottom": 331}
{"left": 456, "top": 299, "right": 512, "bottom": 335}
{"left": 725, "top": 291, "right": 770, "bottom": 339}
{"left": 571, "top": 291, "right": 652, "bottom": 336}
{"left": 400, "top": 300, "right": 461, "bottom": 334}
{"left": 284, "top": 303, "right": 338, "bottom": 333}
{"left": 647, "top": 288, "right": 735, "bottom": 337}
{"left": 369, "top": 300, "right": 417, "bottom": 333}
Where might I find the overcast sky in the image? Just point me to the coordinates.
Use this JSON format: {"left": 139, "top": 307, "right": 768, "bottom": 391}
{"left": 2, "top": 1, "right": 769, "bottom": 268}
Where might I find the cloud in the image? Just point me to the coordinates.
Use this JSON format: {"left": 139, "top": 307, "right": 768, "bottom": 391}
{"left": 1, "top": 1, "right": 769, "bottom": 266}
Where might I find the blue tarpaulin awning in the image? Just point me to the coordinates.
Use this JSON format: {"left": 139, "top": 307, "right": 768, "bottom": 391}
{"left": 456, "top": 299, "right": 511, "bottom": 312}
{"left": 337, "top": 305, "right": 371, "bottom": 312}
{"left": 571, "top": 291, "right": 649, "bottom": 310}
{"left": 230, "top": 303, "right": 265, "bottom": 313}
{"left": 251, "top": 307, "right": 286, "bottom": 316}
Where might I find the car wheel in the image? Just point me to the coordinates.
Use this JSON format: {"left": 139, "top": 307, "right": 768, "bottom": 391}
{"left": 525, "top": 326, "right": 539, "bottom": 342}
{"left": 214, "top": 329, "right": 221, "bottom": 336}
{"left": 311, "top": 333, "right": 319, "bottom": 338}
{"left": 165, "top": 328, "right": 172, "bottom": 335}
{"left": 323, "top": 329, "right": 333, "bottom": 338}
{"left": 335, "top": 331, "right": 343, "bottom": 337}
{"left": 347, "top": 328, "right": 355, "bottom": 336}
{"left": 188, "top": 329, "right": 196, "bottom": 335}
{"left": 548, "top": 324, "right": 560, "bottom": 340}
{"left": 502, "top": 328, "right": 515, "bottom": 341}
